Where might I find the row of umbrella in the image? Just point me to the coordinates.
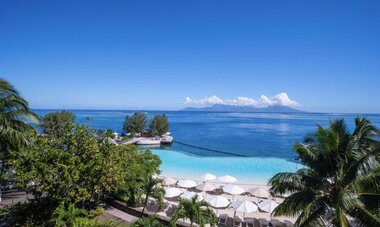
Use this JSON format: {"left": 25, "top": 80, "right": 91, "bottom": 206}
{"left": 205, "top": 195, "right": 279, "bottom": 214}
{"left": 163, "top": 178, "right": 270, "bottom": 198}
{"left": 163, "top": 187, "right": 278, "bottom": 213}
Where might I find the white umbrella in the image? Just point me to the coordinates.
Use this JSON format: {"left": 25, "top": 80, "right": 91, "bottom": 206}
{"left": 223, "top": 185, "right": 245, "bottom": 195}
{"left": 218, "top": 175, "right": 237, "bottom": 184}
{"left": 205, "top": 195, "right": 230, "bottom": 208}
{"left": 181, "top": 191, "right": 204, "bottom": 201}
{"left": 248, "top": 187, "right": 270, "bottom": 198}
{"left": 196, "top": 182, "right": 217, "bottom": 192}
{"left": 161, "top": 177, "right": 177, "bottom": 186}
{"left": 258, "top": 200, "right": 279, "bottom": 213}
{"left": 200, "top": 173, "right": 216, "bottom": 181}
{"left": 231, "top": 200, "right": 258, "bottom": 217}
{"left": 177, "top": 179, "right": 197, "bottom": 188}
{"left": 164, "top": 187, "right": 182, "bottom": 198}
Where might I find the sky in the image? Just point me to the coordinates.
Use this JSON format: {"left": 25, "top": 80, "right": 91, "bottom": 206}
{"left": 1, "top": 0, "right": 379, "bottom": 113}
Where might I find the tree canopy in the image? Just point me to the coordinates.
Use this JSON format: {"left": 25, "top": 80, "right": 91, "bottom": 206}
{"left": 115, "top": 149, "right": 162, "bottom": 207}
{"left": 0, "top": 79, "right": 39, "bottom": 189}
{"left": 12, "top": 124, "right": 140, "bottom": 206}
{"left": 269, "top": 117, "right": 380, "bottom": 227}
{"left": 41, "top": 111, "right": 75, "bottom": 139}
{"left": 150, "top": 114, "right": 169, "bottom": 136}
{"left": 123, "top": 112, "right": 148, "bottom": 136}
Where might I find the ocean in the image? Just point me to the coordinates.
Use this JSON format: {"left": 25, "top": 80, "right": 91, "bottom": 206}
{"left": 34, "top": 110, "right": 380, "bottom": 159}
{"left": 34, "top": 110, "right": 380, "bottom": 184}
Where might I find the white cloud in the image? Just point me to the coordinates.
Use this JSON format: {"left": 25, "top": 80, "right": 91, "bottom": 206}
{"left": 185, "top": 95, "right": 224, "bottom": 105}
{"left": 185, "top": 93, "right": 299, "bottom": 107}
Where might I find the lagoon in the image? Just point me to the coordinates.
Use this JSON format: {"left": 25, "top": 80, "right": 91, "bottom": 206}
{"left": 152, "top": 149, "right": 300, "bottom": 185}
{"left": 34, "top": 110, "right": 380, "bottom": 183}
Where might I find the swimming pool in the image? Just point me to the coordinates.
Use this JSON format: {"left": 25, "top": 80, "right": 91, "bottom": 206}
{"left": 152, "top": 149, "right": 301, "bottom": 185}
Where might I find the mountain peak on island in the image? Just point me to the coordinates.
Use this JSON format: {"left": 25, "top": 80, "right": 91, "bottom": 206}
{"left": 180, "top": 104, "right": 304, "bottom": 113}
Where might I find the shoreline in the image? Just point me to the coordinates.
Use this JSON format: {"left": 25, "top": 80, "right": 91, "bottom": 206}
{"left": 151, "top": 149, "right": 301, "bottom": 186}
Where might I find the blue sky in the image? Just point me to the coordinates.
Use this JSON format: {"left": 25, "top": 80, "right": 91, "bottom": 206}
{"left": 1, "top": 0, "right": 379, "bottom": 113}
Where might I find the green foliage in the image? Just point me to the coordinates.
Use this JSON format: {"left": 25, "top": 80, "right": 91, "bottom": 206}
{"left": 51, "top": 203, "right": 87, "bottom": 226}
{"left": 150, "top": 114, "right": 169, "bottom": 136}
{"left": 11, "top": 125, "right": 132, "bottom": 205}
{"left": 41, "top": 111, "right": 75, "bottom": 139}
{"left": 170, "top": 195, "right": 217, "bottom": 227}
{"left": 0, "top": 198, "right": 57, "bottom": 226}
{"left": 132, "top": 215, "right": 164, "bottom": 227}
{"left": 123, "top": 112, "right": 147, "bottom": 136}
{"left": 116, "top": 149, "right": 162, "bottom": 207}
{"left": 269, "top": 117, "right": 380, "bottom": 227}
{"left": 0, "top": 79, "right": 39, "bottom": 190}
{"left": 50, "top": 203, "right": 112, "bottom": 227}
{"left": 140, "top": 174, "right": 165, "bottom": 214}
{"left": 0, "top": 79, "right": 39, "bottom": 154}
{"left": 87, "top": 207, "right": 105, "bottom": 219}
{"left": 1, "top": 200, "right": 110, "bottom": 227}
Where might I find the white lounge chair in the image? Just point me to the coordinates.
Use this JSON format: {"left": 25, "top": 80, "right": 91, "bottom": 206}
{"left": 270, "top": 219, "right": 285, "bottom": 227}
{"left": 258, "top": 218, "right": 270, "bottom": 227}
{"left": 244, "top": 218, "right": 256, "bottom": 227}
{"left": 218, "top": 214, "right": 228, "bottom": 226}
{"left": 284, "top": 220, "right": 294, "bottom": 227}
{"left": 233, "top": 215, "right": 244, "bottom": 227}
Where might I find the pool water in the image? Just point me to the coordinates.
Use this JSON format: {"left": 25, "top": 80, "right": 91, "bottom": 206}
{"left": 152, "top": 149, "right": 301, "bottom": 185}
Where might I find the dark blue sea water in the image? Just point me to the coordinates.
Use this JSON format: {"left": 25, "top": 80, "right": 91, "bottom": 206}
{"left": 34, "top": 110, "right": 380, "bottom": 159}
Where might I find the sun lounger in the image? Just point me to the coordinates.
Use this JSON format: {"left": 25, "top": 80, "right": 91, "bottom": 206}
{"left": 218, "top": 214, "right": 228, "bottom": 226}
{"left": 258, "top": 218, "right": 270, "bottom": 227}
{"left": 270, "top": 219, "right": 285, "bottom": 227}
{"left": 283, "top": 220, "right": 294, "bottom": 227}
{"left": 233, "top": 215, "right": 244, "bottom": 227}
{"left": 245, "top": 218, "right": 255, "bottom": 227}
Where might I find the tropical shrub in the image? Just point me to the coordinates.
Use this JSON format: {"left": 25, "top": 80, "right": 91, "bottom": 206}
{"left": 115, "top": 149, "right": 162, "bottom": 207}
{"left": 11, "top": 125, "right": 132, "bottom": 206}
{"left": 140, "top": 174, "right": 165, "bottom": 214}
{"left": 171, "top": 195, "right": 217, "bottom": 227}
{"left": 132, "top": 215, "right": 164, "bottom": 227}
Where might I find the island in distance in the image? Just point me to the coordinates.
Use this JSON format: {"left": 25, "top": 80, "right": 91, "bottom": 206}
{"left": 180, "top": 104, "right": 305, "bottom": 113}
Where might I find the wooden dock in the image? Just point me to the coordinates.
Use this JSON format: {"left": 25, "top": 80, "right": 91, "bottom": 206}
{"left": 121, "top": 137, "right": 143, "bottom": 145}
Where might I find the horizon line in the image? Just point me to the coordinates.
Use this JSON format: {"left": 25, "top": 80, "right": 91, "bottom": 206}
{"left": 31, "top": 108, "right": 380, "bottom": 115}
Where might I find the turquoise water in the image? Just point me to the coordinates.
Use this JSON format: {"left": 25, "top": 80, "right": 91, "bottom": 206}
{"left": 34, "top": 110, "right": 380, "bottom": 184}
{"left": 152, "top": 149, "right": 300, "bottom": 185}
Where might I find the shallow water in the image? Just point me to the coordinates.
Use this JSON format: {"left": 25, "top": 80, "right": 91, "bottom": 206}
{"left": 152, "top": 149, "right": 300, "bottom": 185}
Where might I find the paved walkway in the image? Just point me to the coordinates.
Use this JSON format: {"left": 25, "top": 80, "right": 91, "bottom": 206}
{"left": 0, "top": 189, "right": 31, "bottom": 207}
{"left": 105, "top": 206, "right": 139, "bottom": 224}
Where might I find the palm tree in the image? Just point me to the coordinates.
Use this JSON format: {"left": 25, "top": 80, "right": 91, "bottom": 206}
{"left": 50, "top": 203, "right": 87, "bottom": 226}
{"left": 132, "top": 215, "right": 164, "bottom": 227}
{"left": 140, "top": 174, "right": 165, "bottom": 214}
{"left": 0, "top": 79, "right": 39, "bottom": 186}
{"left": 170, "top": 195, "right": 217, "bottom": 227}
{"left": 0, "top": 79, "right": 39, "bottom": 154}
{"left": 269, "top": 117, "right": 380, "bottom": 226}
